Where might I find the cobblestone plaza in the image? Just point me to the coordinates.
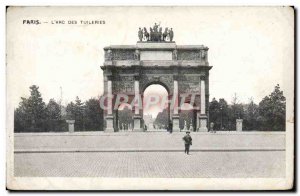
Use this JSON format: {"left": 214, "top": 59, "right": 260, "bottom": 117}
{"left": 14, "top": 132, "right": 285, "bottom": 178}
{"left": 15, "top": 151, "right": 284, "bottom": 178}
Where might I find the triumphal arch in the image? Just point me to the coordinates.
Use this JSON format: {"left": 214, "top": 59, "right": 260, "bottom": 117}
{"left": 101, "top": 24, "right": 212, "bottom": 132}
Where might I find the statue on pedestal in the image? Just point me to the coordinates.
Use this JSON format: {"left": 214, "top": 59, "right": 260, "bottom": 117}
{"left": 158, "top": 27, "right": 163, "bottom": 42}
{"left": 183, "top": 120, "right": 188, "bottom": 131}
{"left": 138, "top": 27, "right": 143, "bottom": 41}
{"left": 138, "top": 24, "right": 174, "bottom": 42}
{"left": 134, "top": 49, "right": 140, "bottom": 60}
{"left": 105, "top": 49, "right": 112, "bottom": 61}
{"left": 143, "top": 27, "right": 149, "bottom": 41}
{"left": 169, "top": 28, "right": 174, "bottom": 42}
{"left": 149, "top": 27, "right": 153, "bottom": 41}
{"left": 201, "top": 50, "right": 207, "bottom": 59}
{"left": 172, "top": 49, "right": 177, "bottom": 60}
{"left": 153, "top": 23, "right": 159, "bottom": 32}
{"left": 189, "top": 124, "right": 193, "bottom": 132}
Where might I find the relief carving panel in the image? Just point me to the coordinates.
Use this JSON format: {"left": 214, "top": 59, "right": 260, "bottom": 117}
{"left": 179, "top": 75, "right": 200, "bottom": 94}
{"left": 113, "top": 75, "right": 134, "bottom": 94}
{"left": 177, "top": 50, "right": 200, "bottom": 60}
{"left": 113, "top": 50, "right": 135, "bottom": 60}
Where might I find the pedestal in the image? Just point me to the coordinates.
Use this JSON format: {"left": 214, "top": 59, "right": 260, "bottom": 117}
{"left": 133, "top": 115, "right": 143, "bottom": 131}
{"left": 198, "top": 115, "right": 208, "bottom": 132}
{"left": 66, "top": 120, "right": 75, "bottom": 133}
{"left": 105, "top": 115, "right": 114, "bottom": 132}
{"left": 172, "top": 115, "right": 180, "bottom": 132}
{"left": 236, "top": 119, "right": 243, "bottom": 131}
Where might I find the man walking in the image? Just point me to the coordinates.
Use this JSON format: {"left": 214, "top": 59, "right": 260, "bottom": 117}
{"left": 182, "top": 131, "right": 192, "bottom": 155}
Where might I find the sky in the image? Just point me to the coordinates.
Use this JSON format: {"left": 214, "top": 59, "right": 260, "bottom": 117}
{"left": 143, "top": 84, "right": 168, "bottom": 118}
{"left": 7, "top": 6, "right": 294, "bottom": 109}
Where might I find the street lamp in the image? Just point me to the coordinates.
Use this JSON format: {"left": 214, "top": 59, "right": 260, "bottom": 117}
{"left": 220, "top": 106, "right": 223, "bottom": 131}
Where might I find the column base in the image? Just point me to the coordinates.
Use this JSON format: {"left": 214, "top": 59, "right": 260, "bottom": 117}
{"left": 236, "top": 119, "right": 243, "bottom": 131}
{"left": 172, "top": 115, "right": 180, "bottom": 132}
{"left": 198, "top": 115, "right": 208, "bottom": 132}
{"left": 105, "top": 115, "right": 114, "bottom": 132}
{"left": 133, "top": 128, "right": 144, "bottom": 132}
{"left": 105, "top": 128, "right": 115, "bottom": 132}
{"left": 198, "top": 127, "right": 208, "bottom": 132}
{"left": 133, "top": 115, "right": 143, "bottom": 132}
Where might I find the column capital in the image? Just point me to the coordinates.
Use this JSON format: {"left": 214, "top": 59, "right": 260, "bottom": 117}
{"left": 107, "top": 75, "right": 113, "bottom": 80}
{"left": 173, "top": 75, "right": 179, "bottom": 81}
{"left": 200, "top": 75, "right": 206, "bottom": 80}
{"left": 134, "top": 75, "right": 140, "bottom": 81}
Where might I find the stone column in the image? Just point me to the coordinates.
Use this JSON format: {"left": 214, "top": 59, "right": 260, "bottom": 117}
{"left": 236, "top": 119, "right": 243, "bottom": 131}
{"left": 105, "top": 78, "right": 114, "bottom": 132}
{"left": 198, "top": 76, "right": 208, "bottom": 132}
{"left": 66, "top": 120, "right": 75, "bottom": 133}
{"left": 172, "top": 77, "right": 180, "bottom": 132}
{"left": 133, "top": 77, "right": 142, "bottom": 131}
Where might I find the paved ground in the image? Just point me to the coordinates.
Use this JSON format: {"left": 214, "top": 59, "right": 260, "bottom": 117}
{"left": 15, "top": 131, "right": 285, "bottom": 151}
{"left": 14, "top": 132, "right": 286, "bottom": 178}
{"left": 14, "top": 151, "right": 285, "bottom": 178}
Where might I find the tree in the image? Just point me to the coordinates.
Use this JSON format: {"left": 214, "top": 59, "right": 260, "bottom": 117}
{"left": 14, "top": 98, "right": 31, "bottom": 132}
{"left": 46, "top": 99, "right": 61, "bottom": 120}
{"left": 209, "top": 98, "right": 220, "bottom": 130}
{"left": 65, "top": 97, "right": 84, "bottom": 131}
{"left": 14, "top": 85, "right": 105, "bottom": 132}
{"left": 228, "top": 94, "right": 244, "bottom": 130}
{"left": 75, "top": 96, "right": 84, "bottom": 130}
{"left": 219, "top": 98, "right": 230, "bottom": 130}
{"left": 14, "top": 85, "right": 46, "bottom": 132}
{"left": 66, "top": 101, "right": 76, "bottom": 119}
{"left": 28, "top": 85, "right": 47, "bottom": 130}
{"left": 258, "top": 84, "right": 286, "bottom": 131}
{"left": 84, "top": 98, "right": 104, "bottom": 131}
{"left": 208, "top": 98, "right": 230, "bottom": 130}
{"left": 243, "top": 98, "right": 259, "bottom": 130}
{"left": 44, "top": 98, "right": 67, "bottom": 132}
{"left": 154, "top": 109, "right": 168, "bottom": 129}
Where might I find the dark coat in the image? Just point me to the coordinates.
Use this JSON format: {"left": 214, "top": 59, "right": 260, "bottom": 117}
{"left": 183, "top": 134, "right": 192, "bottom": 145}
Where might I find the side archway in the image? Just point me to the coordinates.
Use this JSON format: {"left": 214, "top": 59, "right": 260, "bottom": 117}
{"left": 179, "top": 103, "right": 197, "bottom": 132}
{"left": 116, "top": 103, "right": 133, "bottom": 132}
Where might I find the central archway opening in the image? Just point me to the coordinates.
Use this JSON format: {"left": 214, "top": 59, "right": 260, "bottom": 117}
{"left": 142, "top": 84, "right": 169, "bottom": 131}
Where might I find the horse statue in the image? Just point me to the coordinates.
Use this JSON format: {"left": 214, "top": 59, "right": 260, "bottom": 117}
{"left": 139, "top": 24, "right": 173, "bottom": 42}
{"left": 163, "top": 27, "right": 168, "bottom": 41}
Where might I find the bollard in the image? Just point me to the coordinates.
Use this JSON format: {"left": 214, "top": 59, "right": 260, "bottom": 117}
{"left": 66, "top": 120, "right": 75, "bottom": 133}
{"left": 236, "top": 119, "right": 243, "bottom": 132}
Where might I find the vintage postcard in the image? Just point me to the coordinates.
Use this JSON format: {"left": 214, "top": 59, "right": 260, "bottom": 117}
{"left": 6, "top": 6, "right": 294, "bottom": 190}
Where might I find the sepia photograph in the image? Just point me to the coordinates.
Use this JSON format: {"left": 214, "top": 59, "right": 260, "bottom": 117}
{"left": 6, "top": 6, "right": 294, "bottom": 190}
